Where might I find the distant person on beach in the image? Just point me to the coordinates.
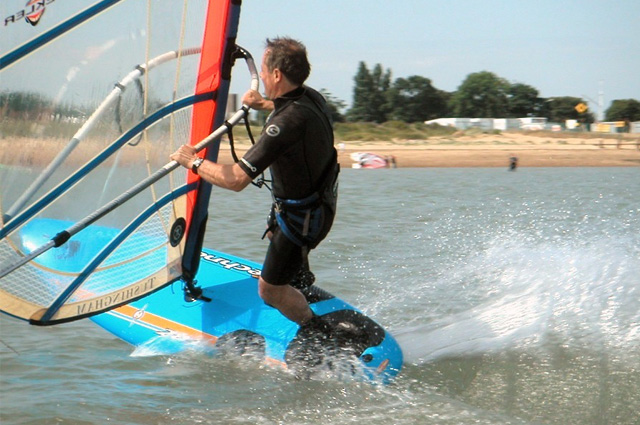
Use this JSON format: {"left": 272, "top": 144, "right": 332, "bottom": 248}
{"left": 509, "top": 154, "right": 518, "bottom": 171}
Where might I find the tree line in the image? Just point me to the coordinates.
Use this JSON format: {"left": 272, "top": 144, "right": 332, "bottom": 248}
{"left": 325, "top": 62, "right": 640, "bottom": 126}
{"left": 4, "top": 67, "right": 639, "bottom": 128}
{"left": 0, "top": 92, "right": 85, "bottom": 121}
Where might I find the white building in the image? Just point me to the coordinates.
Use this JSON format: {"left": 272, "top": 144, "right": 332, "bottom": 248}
{"left": 425, "top": 117, "right": 546, "bottom": 131}
{"left": 517, "top": 117, "right": 547, "bottom": 130}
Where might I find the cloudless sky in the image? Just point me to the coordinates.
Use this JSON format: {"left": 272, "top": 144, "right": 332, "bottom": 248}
{"left": 230, "top": 0, "right": 640, "bottom": 117}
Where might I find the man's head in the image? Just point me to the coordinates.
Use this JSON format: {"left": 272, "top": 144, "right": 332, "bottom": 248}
{"left": 260, "top": 37, "right": 310, "bottom": 99}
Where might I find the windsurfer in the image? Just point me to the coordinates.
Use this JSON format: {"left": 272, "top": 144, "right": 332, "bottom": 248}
{"left": 171, "top": 37, "right": 338, "bottom": 329}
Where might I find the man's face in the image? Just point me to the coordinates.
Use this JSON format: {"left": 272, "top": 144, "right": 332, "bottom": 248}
{"left": 260, "top": 51, "right": 276, "bottom": 99}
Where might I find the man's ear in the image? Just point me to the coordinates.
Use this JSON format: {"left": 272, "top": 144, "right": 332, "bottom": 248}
{"left": 272, "top": 68, "right": 282, "bottom": 83}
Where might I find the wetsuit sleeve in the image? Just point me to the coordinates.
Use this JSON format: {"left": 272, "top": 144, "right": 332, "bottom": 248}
{"left": 238, "top": 111, "right": 304, "bottom": 179}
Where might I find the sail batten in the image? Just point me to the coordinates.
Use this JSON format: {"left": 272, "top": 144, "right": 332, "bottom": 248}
{"left": 1, "top": 0, "right": 245, "bottom": 325}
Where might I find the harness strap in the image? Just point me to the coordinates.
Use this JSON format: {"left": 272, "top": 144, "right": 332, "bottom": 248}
{"left": 302, "top": 210, "right": 311, "bottom": 238}
{"left": 272, "top": 159, "right": 337, "bottom": 248}
{"left": 225, "top": 120, "right": 240, "bottom": 163}
{"left": 226, "top": 110, "right": 272, "bottom": 190}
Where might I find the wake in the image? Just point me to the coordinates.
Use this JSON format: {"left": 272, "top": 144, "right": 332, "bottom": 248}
{"left": 395, "top": 236, "right": 640, "bottom": 364}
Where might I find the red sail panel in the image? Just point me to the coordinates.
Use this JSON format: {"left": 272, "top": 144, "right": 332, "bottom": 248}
{"left": 181, "top": 0, "right": 241, "bottom": 281}
{"left": 185, "top": 0, "right": 232, "bottom": 222}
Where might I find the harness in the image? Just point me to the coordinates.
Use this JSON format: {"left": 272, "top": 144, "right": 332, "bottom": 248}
{"left": 228, "top": 88, "right": 339, "bottom": 249}
{"left": 271, "top": 153, "right": 339, "bottom": 249}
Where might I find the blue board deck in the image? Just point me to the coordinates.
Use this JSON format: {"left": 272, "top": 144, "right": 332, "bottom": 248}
{"left": 18, "top": 219, "right": 403, "bottom": 383}
{"left": 91, "top": 248, "right": 403, "bottom": 383}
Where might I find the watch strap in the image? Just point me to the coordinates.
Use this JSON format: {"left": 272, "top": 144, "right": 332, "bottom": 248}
{"left": 191, "top": 157, "right": 204, "bottom": 174}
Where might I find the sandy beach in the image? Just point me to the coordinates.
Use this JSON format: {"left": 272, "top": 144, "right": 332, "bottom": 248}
{"left": 2, "top": 132, "right": 639, "bottom": 168}
{"left": 218, "top": 132, "right": 640, "bottom": 168}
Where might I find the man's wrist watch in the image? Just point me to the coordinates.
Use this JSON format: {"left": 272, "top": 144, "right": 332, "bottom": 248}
{"left": 191, "top": 157, "right": 204, "bottom": 174}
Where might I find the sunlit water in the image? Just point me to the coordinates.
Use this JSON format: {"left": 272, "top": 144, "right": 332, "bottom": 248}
{"left": 1, "top": 167, "right": 639, "bottom": 425}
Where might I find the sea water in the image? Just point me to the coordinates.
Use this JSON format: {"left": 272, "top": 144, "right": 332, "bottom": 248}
{"left": 1, "top": 167, "right": 639, "bottom": 425}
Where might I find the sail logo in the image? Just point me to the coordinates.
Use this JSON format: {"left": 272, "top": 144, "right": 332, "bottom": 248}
{"left": 75, "top": 277, "right": 157, "bottom": 316}
{"left": 4, "top": 0, "right": 55, "bottom": 27}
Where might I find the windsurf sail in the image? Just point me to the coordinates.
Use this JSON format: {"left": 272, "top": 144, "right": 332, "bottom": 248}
{"left": 0, "top": 0, "right": 251, "bottom": 325}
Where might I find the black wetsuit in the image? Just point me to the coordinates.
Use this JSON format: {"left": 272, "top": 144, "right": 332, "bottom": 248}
{"left": 238, "top": 86, "right": 338, "bottom": 286}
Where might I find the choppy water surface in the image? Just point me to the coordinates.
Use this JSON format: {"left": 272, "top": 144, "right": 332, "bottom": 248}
{"left": 2, "top": 167, "right": 639, "bottom": 425}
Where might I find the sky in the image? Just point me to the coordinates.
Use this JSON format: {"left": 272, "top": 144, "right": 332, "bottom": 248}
{"left": 230, "top": 0, "right": 640, "bottom": 118}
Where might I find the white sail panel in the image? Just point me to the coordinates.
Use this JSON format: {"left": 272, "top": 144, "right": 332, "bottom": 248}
{"left": 1, "top": 0, "right": 239, "bottom": 324}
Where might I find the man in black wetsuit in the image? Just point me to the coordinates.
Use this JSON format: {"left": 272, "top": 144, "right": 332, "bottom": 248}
{"left": 170, "top": 37, "right": 338, "bottom": 329}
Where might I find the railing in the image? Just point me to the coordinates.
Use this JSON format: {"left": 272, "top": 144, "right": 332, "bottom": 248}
{"left": 597, "top": 139, "right": 640, "bottom": 150}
